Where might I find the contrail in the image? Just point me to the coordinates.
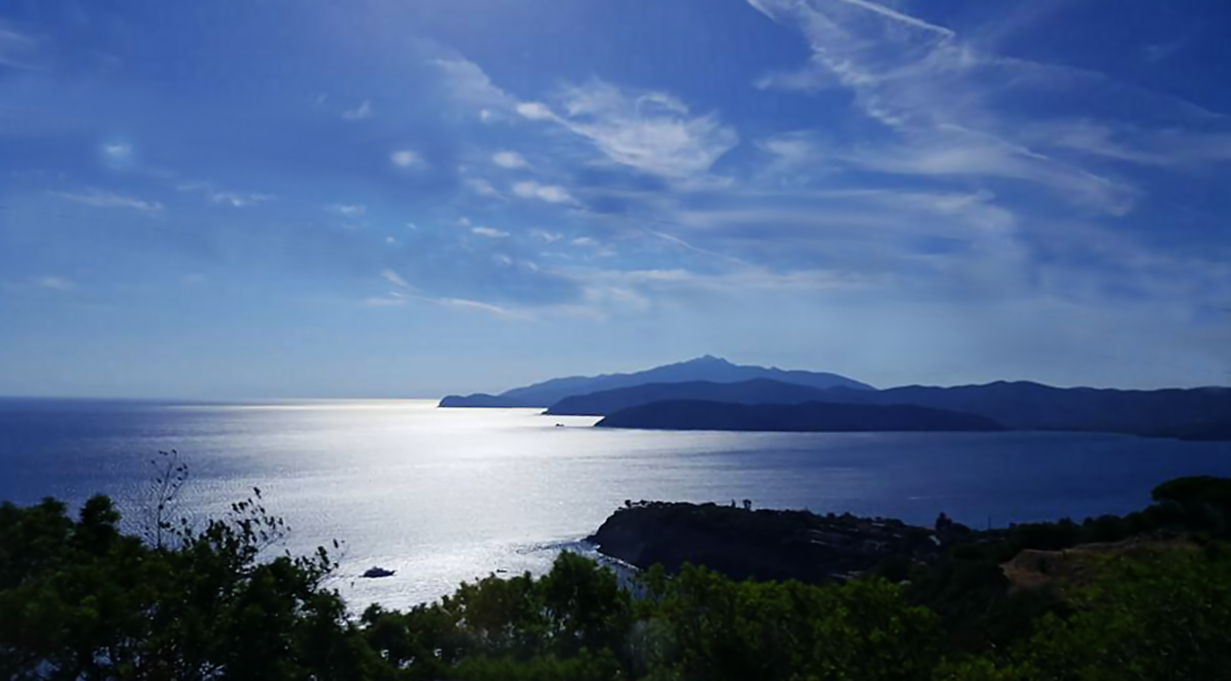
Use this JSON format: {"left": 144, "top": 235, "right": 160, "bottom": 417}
{"left": 829, "top": 0, "right": 955, "bottom": 37}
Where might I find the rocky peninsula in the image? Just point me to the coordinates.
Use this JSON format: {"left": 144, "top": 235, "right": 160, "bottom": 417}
{"left": 587, "top": 500, "right": 958, "bottom": 583}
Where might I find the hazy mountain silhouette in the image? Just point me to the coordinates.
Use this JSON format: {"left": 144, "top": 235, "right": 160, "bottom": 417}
{"left": 595, "top": 400, "right": 1006, "bottom": 433}
{"left": 439, "top": 356, "right": 873, "bottom": 408}
{"left": 806, "top": 382, "right": 1231, "bottom": 437}
{"left": 545, "top": 379, "right": 839, "bottom": 416}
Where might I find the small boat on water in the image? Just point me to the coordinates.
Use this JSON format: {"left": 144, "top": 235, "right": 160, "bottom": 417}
{"left": 362, "top": 566, "right": 395, "bottom": 578}
{"left": 555, "top": 423, "right": 565, "bottom": 427}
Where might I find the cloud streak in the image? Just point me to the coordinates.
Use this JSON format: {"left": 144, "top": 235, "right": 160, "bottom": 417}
{"left": 327, "top": 203, "right": 366, "bottom": 217}
{"left": 745, "top": 0, "right": 1169, "bottom": 216}
{"left": 518, "top": 80, "right": 739, "bottom": 180}
{"left": 342, "top": 100, "right": 373, "bottom": 120}
{"left": 52, "top": 189, "right": 163, "bottom": 212}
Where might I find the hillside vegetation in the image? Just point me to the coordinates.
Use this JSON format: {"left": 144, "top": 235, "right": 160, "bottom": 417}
{"left": 3, "top": 475, "right": 1231, "bottom": 680}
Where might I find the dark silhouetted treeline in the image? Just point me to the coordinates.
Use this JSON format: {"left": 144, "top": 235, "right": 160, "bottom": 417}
{"left": 4, "top": 476, "right": 1231, "bottom": 679}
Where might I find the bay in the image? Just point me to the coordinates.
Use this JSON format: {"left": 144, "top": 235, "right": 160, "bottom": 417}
{"left": 2, "top": 397, "right": 1229, "bottom": 610}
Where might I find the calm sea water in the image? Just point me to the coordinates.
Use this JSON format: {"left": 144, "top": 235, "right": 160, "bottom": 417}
{"left": 2, "top": 397, "right": 1230, "bottom": 610}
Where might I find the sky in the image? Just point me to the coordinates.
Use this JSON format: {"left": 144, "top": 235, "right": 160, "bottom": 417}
{"left": 1, "top": 0, "right": 1230, "bottom": 399}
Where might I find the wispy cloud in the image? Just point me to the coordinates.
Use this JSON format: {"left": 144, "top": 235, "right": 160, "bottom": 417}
{"left": 464, "top": 178, "right": 499, "bottom": 196}
{"left": 1024, "top": 120, "right": 1231, "bottom": 170}
{"left": 1143, "top": 37, "right": 1189, "bottom": 65}
{"left": 471, "top": 226, "right": 510, "bottom": 238}
{"left": 391, "top": 150, "right": 421, "bottom": 167}
{"left": 516, "top": 102, "right": 553, "bottom": 120}
{"left": 211, "top": 191, "right": 275, "bottom": 208}
{"left": 177, "top": 182, "right": 274, "bottom": 207}
{"left": 432, "top": 57, "right": 518, "bottom": 115}
{"left": 0, "top": 23, "right": 39, "bottom": 70}
{"left": 32, "top": 276, "right": 74, "bottom": 290}
{"left": 327, "top": 203, "right": 366, "bottom": 217}
{"left": 364, "top": 294, "right": 408, "bottom": 307}
{"left": 52, "top": 188, "right": 163, "bottom": 212}
{"left": 382, "top": 269, "right": 411, "bottom": 288}
{"left": 366, "top": 286, "right": 528, "bottom": 321}
{"left": 743, "top": 0, "right": 1172, "bottom": 215}
{"left": 434, "top": 296, "right": 526, "bottom": 320}
{"left": 517, "top": 80, "right": 739, "bottom": 180}
{"left": 492, "top": 151, "right": 528, "bottom": 169}
{"left": 828, "top": 0, "right": 954, "bottom": 37}
{"left": 342, "top": 100, "right": 373, "bottom": 121}
{"left": 512, "top": 181, "right": 574, "bottom": 204}
{"left": 530, "top": 229, "right": 562, "bottom": 242}
{"left": 103, "top": 143, "right": 132, "bottom": 159}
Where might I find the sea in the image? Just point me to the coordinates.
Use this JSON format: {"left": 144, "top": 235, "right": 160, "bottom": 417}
{"left": 2, "top": 397, "right": 1230, "bottom": 611}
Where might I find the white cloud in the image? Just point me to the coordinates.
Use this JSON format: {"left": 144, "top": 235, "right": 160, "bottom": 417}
{"left": 492, "top": 253, "right": 514, "bottom": 266}
{"left": 829, "top": 0, "right": 954, "bottom": 37}
{"left": 391, "top": 150, "right": 421, "bottom": 167}
{"left": 364, "top": 292, "right": 408, "bottom": 307}
{"left": 327, "top": 203, "right": 366, "bottom": 217}
{"left": 211, "top": 191, "right": 275, "bottom": 208}
{"left": 1026, "top": 119, "right": 1231, "bottom": 170}
{"left": 32, "top": 276, "right": 74, "bottom": 290}
{"left": 516, "top": 102, "right": 554, "bottom": 120}
{"left": 581, "top": 265, "right": 876, "bottom": 297}
{"left": 530, "top": 229, "right": 562, "bottom": 242}
{"left": 436, "top": 296, "right": 526, "bottom": 320}
{"left": 492, "top": 151, "right": 528, "bottom": 169}
{"left": 432, "top": 57, "right": 518, "bottom": 116}
{"left": 103, "top": 144, "right": 132, "bottom": 159}
{"left": 385, "top": 236, "right": 397, "bottom": 245}
{"left": 52, "top": 188, "right": 163, "bottom": 212}
{"left": 436, "top": 59, "right": 737, "bottom": 180}
{"left": 744, "top": 0, "right": 1148, "bottom": 216}
{"left": 342, "top": 100, "right": 373, "bottom": 120}
{"left": 177, "top": 181, "right": 274, "bottom": 208}
{"left": 521, "top": 81, "right": 739, "bottom": 180}
{"left": 512, "top": 181, "right": 574, "bottom": 204}
{"left": 569, "top": 236, "right": 617, "bottom": 257}
{"left": 372, "top": 286, "right": 529, "bottom": 320}
{"left": 382, "top": 269, "right": 410, "bottom": 288}
{"left": 472, "top": 226, "right": 510, "bottom": 238}
{"left": 464, "top": 178, "right": 499, "bottom": 196}
{"left": 758, "top": 134, "right": 818, "bottom": 164}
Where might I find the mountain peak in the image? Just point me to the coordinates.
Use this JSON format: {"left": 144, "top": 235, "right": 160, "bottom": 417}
{"left": 684, "top": 355, "right": 731, "bottom": 366}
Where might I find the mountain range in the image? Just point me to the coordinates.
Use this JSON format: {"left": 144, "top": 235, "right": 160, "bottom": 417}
{"left": 438, "top": 356, "right": 872, "bottom": 408}
{"left": 546, "top": 378, "right": 840, "bottom": 416}
{"left": 439, "top": 356, "right": 1231, "bottom": 439}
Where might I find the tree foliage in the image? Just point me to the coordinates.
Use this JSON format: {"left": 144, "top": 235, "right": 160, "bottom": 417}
{"left": 3, "top": 475, "right": 1231, "bottom": 679}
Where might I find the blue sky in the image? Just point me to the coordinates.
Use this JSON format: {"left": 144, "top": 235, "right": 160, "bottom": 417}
{"left": 2, "top": 0, "right": 1229, "bottom": 398}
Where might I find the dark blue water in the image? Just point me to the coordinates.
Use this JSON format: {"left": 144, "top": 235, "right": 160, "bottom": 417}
{"left": 2, "top": 397, "right": 1229, "bottom": 608}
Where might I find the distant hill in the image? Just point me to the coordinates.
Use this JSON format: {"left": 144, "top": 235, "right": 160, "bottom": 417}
{"left": 546, "top": 378, "right": 837, "bottom": 416}
{"left": 804, "top": 382, "right": 1231, "bottom": 436}
{"left": 438, "top": 356, "right": 873, "bottom": 408}
{"left": 437, "top": 393, "right": 536, "bottom": 408}
{"left": 1180, "top": 423, "right": 1231, "bottom": 441}
{"left": 595, "top": 400, "right": 1006, "bottom": 433}
{"left": 1173, "top": 415, "right": 1231, "bottom": 441}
